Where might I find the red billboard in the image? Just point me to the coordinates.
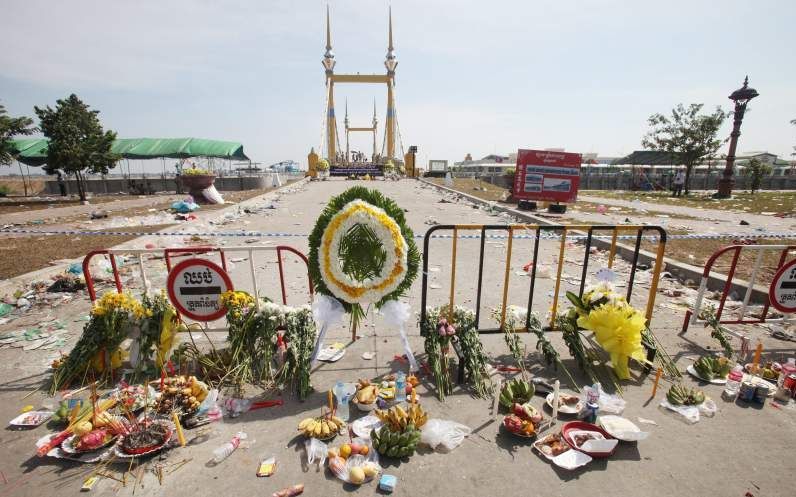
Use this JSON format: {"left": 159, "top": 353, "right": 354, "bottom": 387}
{"left": 512, "top": 149, "right": 582, "bottom": 203}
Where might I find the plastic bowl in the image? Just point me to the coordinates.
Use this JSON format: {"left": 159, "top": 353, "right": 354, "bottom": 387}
{"left": 561, "top": 421, "right": 617, "bottom": 458}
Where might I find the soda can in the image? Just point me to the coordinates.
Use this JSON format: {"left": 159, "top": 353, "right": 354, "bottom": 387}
{"left": 783, "top": 373, "right": 796, "bottom": 392}
{"left": 738, "top": 381, "right": 756, "bottom": 402}
{"left": 753, "top": 384, "right": 770, "bottom": 404}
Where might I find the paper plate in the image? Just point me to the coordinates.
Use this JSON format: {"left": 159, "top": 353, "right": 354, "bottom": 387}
{"left": 686, "top": 365, "right": 727, "bottom": 385}
{"left": 351, "top": 415, "right": 383, "bottom": 439}
{"left": 532, "top": 434, "right": 571, "bottom": 461}
{"left": 9, "top": 410, "right": 53, "bottom": 427}
{"left": 742, "top": 374, "right": 776, "bottom": 395}
{"left": 545, "top": 393, "right": 583, "bottom": 415}
{"left": 598, "top": 415, "right": 649, "bottom": 442}
{"left": 551, "top": 448, "right": 592, "bottom": 470}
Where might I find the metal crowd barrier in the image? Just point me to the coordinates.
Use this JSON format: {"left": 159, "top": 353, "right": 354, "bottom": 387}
{"left": 419, "top": 224, "right": 667, "bottom": 382}
{"left": 82, "top": 245, "right": 313, "bottom": 330}
{"left": 682, "top": 244, "right": 796, "bottom": 336}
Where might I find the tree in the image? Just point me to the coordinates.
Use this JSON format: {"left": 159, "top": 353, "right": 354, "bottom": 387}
{"left": 34, "top": 94, "right": 120, "bottom": 201}
{"left": 742, "top": 158, "right": 772, "bottom": 194}
{"left": 0, "top": 103, "right": 35, "bottom": 166}
{"left": 642, "top": 103, "right": 728, "bottom": 195}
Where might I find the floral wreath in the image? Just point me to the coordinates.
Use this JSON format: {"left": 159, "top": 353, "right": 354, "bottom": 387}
{"left": 309, "top": 187, "right": 420, "bottom": 318}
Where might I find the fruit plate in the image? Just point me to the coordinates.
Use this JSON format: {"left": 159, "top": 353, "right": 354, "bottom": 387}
{"left": 561, "top": 421, "right": 618, "bottom": 458}
{"left": 35, "top": 434, "right": 114, "bottom": 463}
{"left": 686, "top": 365, "right": 727, "bottom": 385}
{"left": 9, "top": 410, "right": 53, "bottom": 427}
{"left": 545, "top": 393, "right": 583, "bottom": 415}
{"left": 61, "top": 433, "right": 118, "bottom": 455}
{"left": 500, "top": 420, "right": 536, "bottom": 439}
{"left": 351, "top": 415, "right": 383, "bottom": 439}
{"left": 597, "top": 415, "right": 649, "bottom": 442}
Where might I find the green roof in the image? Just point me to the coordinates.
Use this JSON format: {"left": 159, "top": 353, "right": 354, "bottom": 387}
{"left": 611, "top": 150, "right": 685, "bottom": 166}
{"left": 10, "top": 137, "right": 249, "bottom": 166}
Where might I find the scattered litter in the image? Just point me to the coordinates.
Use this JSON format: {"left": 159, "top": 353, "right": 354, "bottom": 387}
{"left": 89, "top": 210, "right": 108, "bottom": 219}
{"left": 171, "top": 199, "right": 199, "bottom": 213}
{"left": 739, "top": 220, "right": 749, "bottom": 225}
{"left": 636, "top": 417, "right": 658, "bottom": 426}
{"left": 362, "top": 352, "right": 375, "bottom": 360}
{"left": 0, "top": 303, "right": 12, "bottom": 318}
{"left": 429, "top": 284, "right": 442, "bottom": 289}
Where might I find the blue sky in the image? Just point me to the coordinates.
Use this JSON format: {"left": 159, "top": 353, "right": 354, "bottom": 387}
{"left": 2, "top": 0, "right": 794, "bottom": 172}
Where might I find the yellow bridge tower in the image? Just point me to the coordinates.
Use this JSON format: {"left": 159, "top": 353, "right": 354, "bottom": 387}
{"left": 319, "top": 5, "right": 401, "bottom": 168}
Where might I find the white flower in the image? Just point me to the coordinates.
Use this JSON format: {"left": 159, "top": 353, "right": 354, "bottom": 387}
{"left": 318, "top": 199, "right": 409, "bottom": 304}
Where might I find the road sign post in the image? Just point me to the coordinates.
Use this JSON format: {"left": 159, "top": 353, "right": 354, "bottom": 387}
{"left": 769, "top": 259, "right": 796, "bottom": 313}
{"left": 167, "top": 258, "right": 234, "bottom": 321}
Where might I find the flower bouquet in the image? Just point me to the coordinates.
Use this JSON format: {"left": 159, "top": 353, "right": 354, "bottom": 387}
{"left": 420, "top": 305, "right": 492, "bottom": 400}
{"left": 50, "top": 292, "right": 151, "bottom": 393}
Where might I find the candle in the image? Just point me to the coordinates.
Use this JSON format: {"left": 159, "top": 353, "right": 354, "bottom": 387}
{"left": 752, "top": 342, "right": 762, "bottom": 370}
{"left": 328, "top": 389, "right": 334, "bottom": 414}
{"left": 552, "top": 380, "right": 560, "bottom": 421}
{"left": 651, "top": 367, "right": 663, "bottom": 398}
{"left": 160, "top": 370, "right": 166, "bottom": 391}
{"left": 172, "top": 411, "right": 186, "bottom": 447}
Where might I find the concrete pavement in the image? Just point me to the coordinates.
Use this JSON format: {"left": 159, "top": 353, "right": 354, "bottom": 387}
{"left": 0, "top": 178, "right": 793, "bottom": 497}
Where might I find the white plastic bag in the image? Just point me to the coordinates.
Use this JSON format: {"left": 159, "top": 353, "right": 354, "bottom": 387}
{"left": 420, "top": 419, "right": 471, "bottom": 452}
{"left": 201, "top": 185, "right": 225, "bottom": 204}
{"left": 659, "top": 399, "right": 717, "bottom": 424}
{"left": 305, "top": 438, "right": 328, "bottom": 466}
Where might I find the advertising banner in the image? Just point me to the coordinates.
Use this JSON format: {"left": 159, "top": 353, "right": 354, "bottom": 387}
{"left": 512, "top": 149, "right": 582, "bottom": 203}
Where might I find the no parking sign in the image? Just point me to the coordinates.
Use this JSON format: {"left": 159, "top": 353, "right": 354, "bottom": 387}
{"left": 167, "top": 258, "right": 234, "bottom": 321}
{"left": 769, "top": 259, "right": 796, "bottom": 313}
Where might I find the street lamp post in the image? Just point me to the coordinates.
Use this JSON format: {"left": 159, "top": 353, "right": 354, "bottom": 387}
{"left": 716, "top": 76, "right": 759, "bottom": 198}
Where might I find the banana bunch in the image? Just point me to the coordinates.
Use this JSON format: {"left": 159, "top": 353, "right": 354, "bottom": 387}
{"left": 374, "top": 404, "right": 428, "bottom": 431}
{"left": 666, "top": 384, "right": 706, "bottom": 406}
{"left": 355, "top": 379, "right": 379, "bottom": 404}
{"left": 499, "top": 378, "right": 535, "bottom": 411}
{"left": 694, "top": 356, "right": 731, "bottom": 381}
{"left": 370, "top": 424, "right": 421, "bottom": 458}
{"left": 298, "top": 415, "right": 345, "bottom": 438}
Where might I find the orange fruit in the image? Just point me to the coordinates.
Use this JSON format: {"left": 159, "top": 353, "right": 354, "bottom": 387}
{"left": 340, "top": 443, "right": 352, "bottom": 459}
{"left": 359, "top": 445, "right": 369, "bottom": 456}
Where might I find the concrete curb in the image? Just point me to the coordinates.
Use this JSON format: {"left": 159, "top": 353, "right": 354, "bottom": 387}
{"left": 416, "top": 178, "right": 770, "bottom": 303}
{"left": 0, "top": 177, "right": 310, "bottom": 297}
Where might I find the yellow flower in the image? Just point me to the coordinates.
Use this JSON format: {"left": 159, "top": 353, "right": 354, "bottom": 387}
{"left": 577, "top": 304, "right": 646, "bottom": 380}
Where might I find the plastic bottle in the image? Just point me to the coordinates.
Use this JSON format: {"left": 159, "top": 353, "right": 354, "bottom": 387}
{"left": 212, "top": 432, "right": 246, "bottom": 464}
{"left": 395, "top": 372, "right": 407, "bottom": 403}
{"left": 334, "top": 381, "right": 349, "bottom": 421}
{"left": 723, "top": 364, "right": 744, "bottom": 398}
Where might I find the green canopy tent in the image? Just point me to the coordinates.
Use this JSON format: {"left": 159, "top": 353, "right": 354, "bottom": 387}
{"left": 10, "top": 137, "right": 249, "bottom": 166}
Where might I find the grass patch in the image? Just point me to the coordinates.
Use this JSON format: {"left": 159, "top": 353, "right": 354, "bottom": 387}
{"left": 581, "top": 190, "right": 795, "bottom": 215}
{"left": 0, "top": 225, "right": 176, "bottom": 279}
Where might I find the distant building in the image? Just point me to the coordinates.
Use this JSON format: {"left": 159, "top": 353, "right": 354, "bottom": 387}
{"left": 428, "top": 159, "right": 448, "bottom": 172}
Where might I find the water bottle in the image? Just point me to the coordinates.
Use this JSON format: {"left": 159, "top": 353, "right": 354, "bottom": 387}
{"left": 334, "top": 381, "right": 349, "bottom": 421}
{"left": 395, "top": 372, "right": 407, "bottom": 403}
{"left": 723, "top": 364, "right": 744, "bottom": 399}
{"left": 212, "top": 432, "right": 246, "bottom": 464}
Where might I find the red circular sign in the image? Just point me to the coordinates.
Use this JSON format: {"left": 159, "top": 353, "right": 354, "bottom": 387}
{"left": 167, "top": 258, "right": 234, "bottom": 321}
{"left": 769, "top": 258, "right": 796, "bottom": 313}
